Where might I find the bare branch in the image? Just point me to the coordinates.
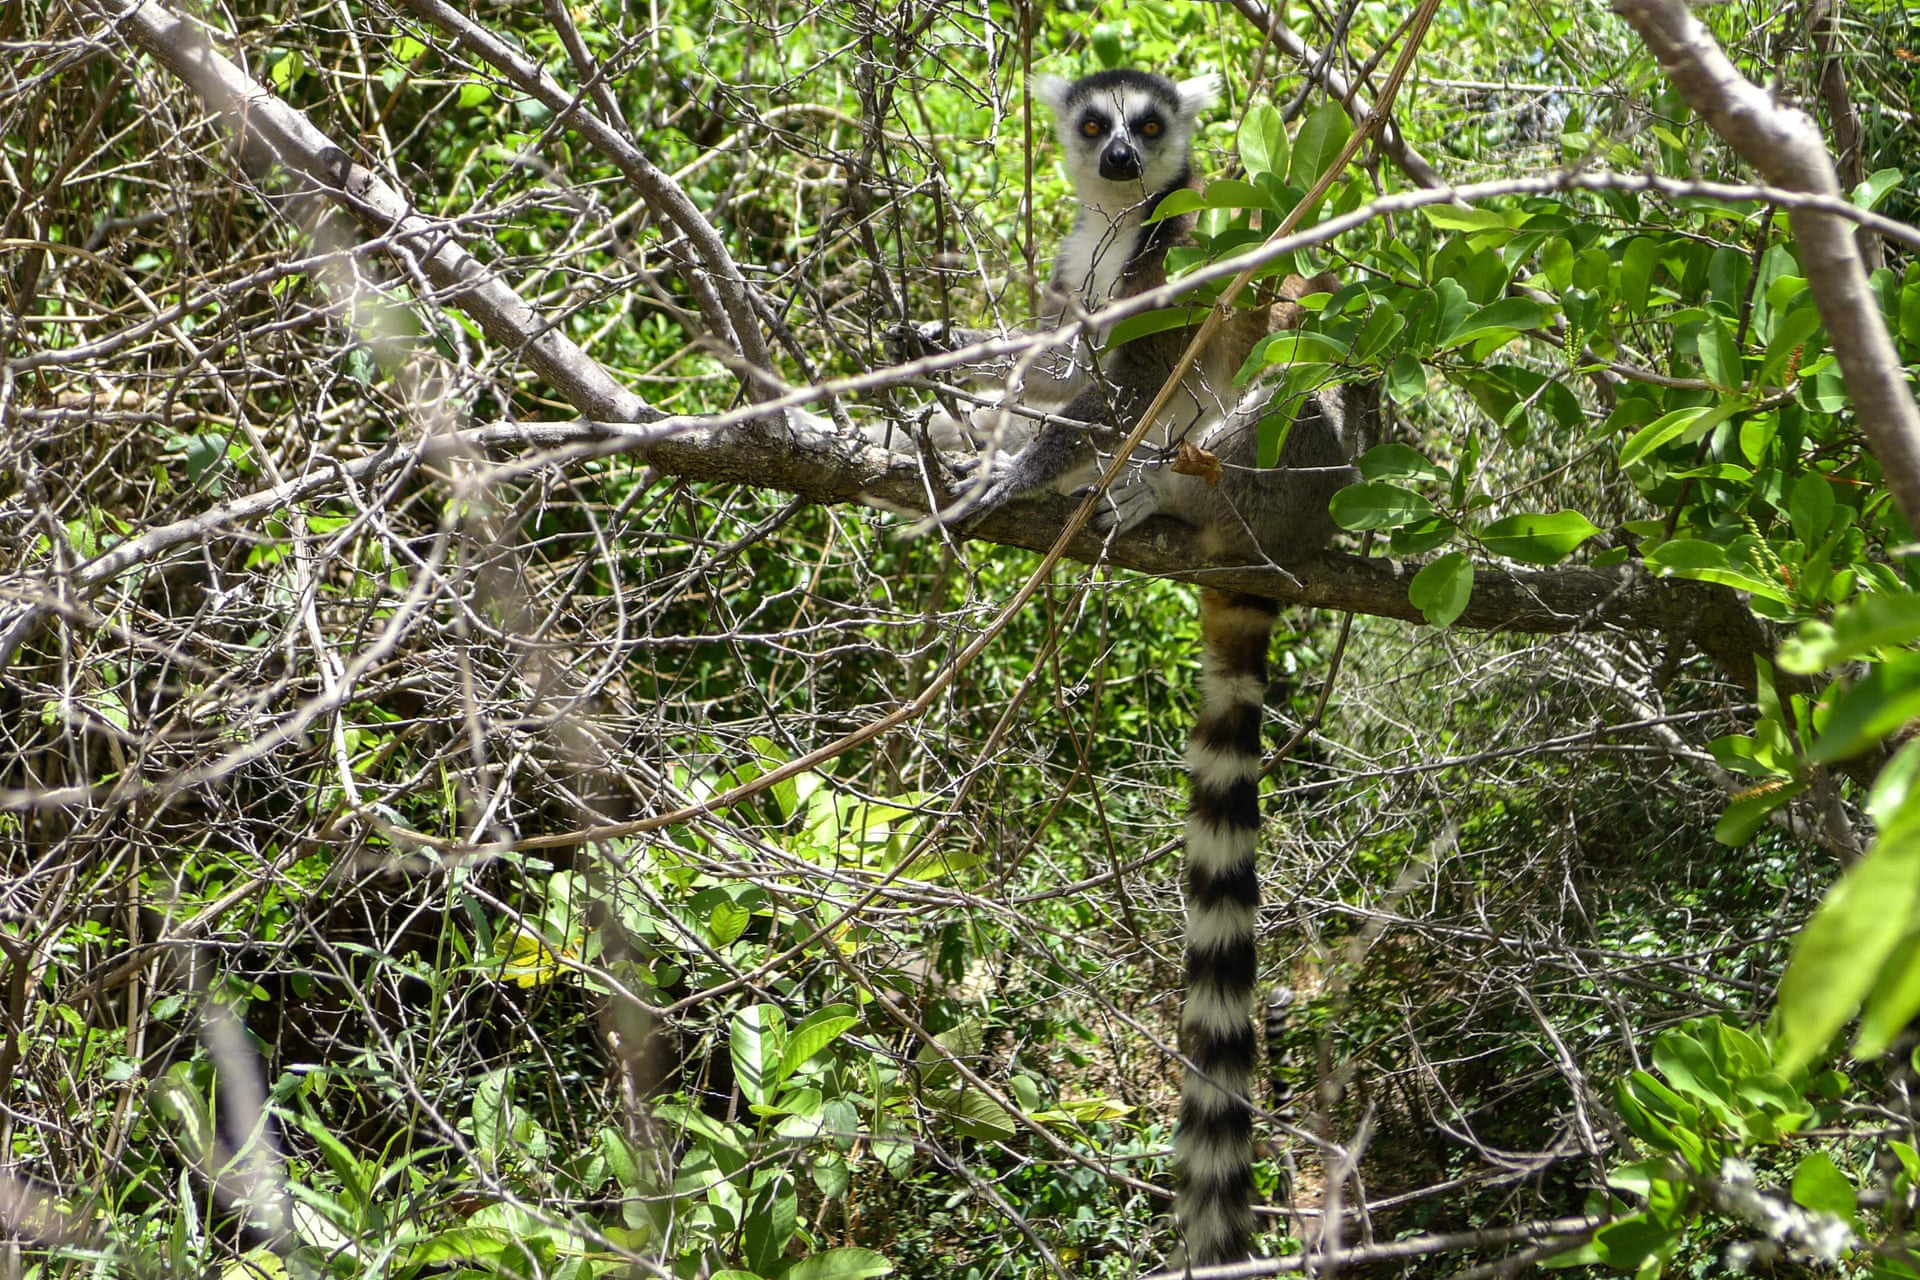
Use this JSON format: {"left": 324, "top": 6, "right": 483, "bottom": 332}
{"left": 85, "top": 0, "right": 655, "bottom": 423}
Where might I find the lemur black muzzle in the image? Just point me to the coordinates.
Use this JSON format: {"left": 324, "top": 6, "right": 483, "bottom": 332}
{"left": 1099, "top": 140, "right": 1142, "bottom": 181}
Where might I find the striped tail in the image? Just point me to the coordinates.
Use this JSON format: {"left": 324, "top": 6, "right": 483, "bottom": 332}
{"left": 1175, "top": 588, "right": 1276, "bottom": 1267}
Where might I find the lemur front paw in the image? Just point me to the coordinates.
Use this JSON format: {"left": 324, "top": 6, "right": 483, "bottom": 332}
{"left": 942, "top": 457, "right": 1027, "bottom": 532}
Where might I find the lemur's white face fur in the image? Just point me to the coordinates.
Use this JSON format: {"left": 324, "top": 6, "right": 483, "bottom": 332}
{"left": 1033, "top": 70, "right": 1220, "bottom": 207}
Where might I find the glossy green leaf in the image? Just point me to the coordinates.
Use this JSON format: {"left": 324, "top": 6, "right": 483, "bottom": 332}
{"left": 1359, "top": 443, "right": 1448, "bottom": 484}
{"left": 940, "top": 1088, "right": 1018, "bottom": 1140}
{"left": 731, "top": 1004, "right": 786, "bottom": 1107}
{"left": 1642, "top": 539, "right": 1792, "bottom": 603}
{"left": 786, "top": 1248, "right": 894, "bottom": 1280}
{"left": 1792, "top": 1151, "right": 1858, "bottom": 1219}
{"left": 1147, "top": 188, "right": 1205, "bottom": 221}
{"left": 1437, "top": 297, "right": 1550, "bottom": 351}
{"left": 1419, "top": 205, "right": 1515, "bottom": 232}
{"left": 1330, "top": 482, "right": 1435, "bottom": 531}
{"left": 1620, "top": 236, "right": 1657, "bottom": 312}
{"left": 777, "top": 1008, "right": 860, "bottom": 1084}
{"left": 1697, "top": 314, "right": 1742, "bottom": 390}
{"left": 1779, "top": 594, "right": 1920, "bottom": 673}
{"left": 1387, "top": 352, "right": 1428, "bottom": 401}
{"left": 1788, "top": 472, "right": 1837, "bottom": 545}
{"left": 1592, "top": 1213, "right": 1680, "bottom": 1270}
{"left": 1715, "top": 779, "right": 1807, "bottom": 846}
{"left": 1758, "top": 303, "right": 1822, "bottom": 387}
{"left": 743, "top": 1174, "right": 799, "bottom": 1275}
{"left": 1238, "top": 103, "right": 1288, "bottom": 178}
{"left": 1198, "top": 178, "right": 1277, "bottom": 212}
{"left": 1774, "top": 815, "right": 1920, "bottom": 1073}
{"left": 1810, "top": 656, "right": 1920, "bottom": 763}
{"left": 1104, "top": 305, "right": 1207, "bottom": 348}
{"left": 1869, "top": 739, "right": 1920, "bottom": 830}
{"left": 1254, "top": 329, "right": 1351, "bottom": 368}
{"left": 1480, "top": 510, "right": 1601, "bottom": 564}
{"left": 1286, "top": 101, "right": 1352, "bottom": 189}
{"left": 1409, "top": 552, "right": 1473, "bottom": 626}
{"left": 1858, "top": 931, "right": 1920, "bottom": 1059}
{"left": 709, "top": 900, "right": 751, "bottom": 946}
{"left": 1618, "top": 404, "right": 1732, "bottom": 469}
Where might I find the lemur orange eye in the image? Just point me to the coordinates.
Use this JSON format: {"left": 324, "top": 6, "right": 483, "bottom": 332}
{"left": 1081, "top": 119, "right": 1102, "bottom": 137}
{"left": 1142, "top": 120, "right": 1163, "bottom": 137}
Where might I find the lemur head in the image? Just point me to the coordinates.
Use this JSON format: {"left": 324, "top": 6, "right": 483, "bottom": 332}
{"left": 1033, "top": 69, "right": 1220, "bottom": 203}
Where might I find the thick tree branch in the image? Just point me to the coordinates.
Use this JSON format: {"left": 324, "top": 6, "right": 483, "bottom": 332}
{"left": 1613, "top": 0, "right": 1920, "bottom": 530}
{"left": 485, "top": 415, "right": 1778, "bottom": 687}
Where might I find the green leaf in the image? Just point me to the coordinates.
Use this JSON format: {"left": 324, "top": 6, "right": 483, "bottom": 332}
{"left": 1859, "top": 931, "right": 1920, "bottom": 1059}
{"left": 1102, "top": 305, "right": 1206, "bottom": 348}
{"left": 777, "top": 1009, "right": 859, "bottom": 1084}
{"left": 709, "top": 900, "right": 751, "bottom": 946}
{"left": 1651, "top": 1030, "right": 1733, "bottom": 1110}
{"left": 1791, "top": 1151, "right": 1857, "bottom": 1219}
{"left": 471, "top": 1066, "right": 513, "bottom": 1161}
{"left": 1198, "top": 178, "right": 1277, "bottom": 212}
{"left": 1480, "top": 510, "right": 1601, "bottom": 564}
{"left": 1758, "top": 303, "right": 1822, "bottom": 387}
{"left": 1854, "top": 168, "right": 1904, "bottom": 211}
{"left": 1715, "top": 779, "right": 1807, "bottom": 846}
{"left": 1774, "top": 814, "right": 1920, "bottom": 1073}
{"left": 1437, "top": 297, "right": 1549, "bottom": 351}
{"left": 150, "top": 1073, "right": 216, "bottom": 1163}
{"left": 1238, "top": 103, "right": 1288, "bottom": 178}
{"left": 731, "top": 1004, "right": 787, "bottom": 1107}
{"left": 743, "top": 1174, "right": 798, "bottom": 1275}
{"left": 1779, "top": 594, "right": 1920, "bottom": 673}
{"left": 1253, "top": 329, "right": 1351, "bottom": 369}
{"left": 1592, "top": 1214, "right": 1680, "bottom": 1270}
{"left": 785, "top": 1248, "right": 893, "bottom": 1280}
{"left": 942, "top": 1088, "right": 1019, "bottom": 1141}
{"left": 1420, "top": 205, "right": 1514, "bottom": 232}
{"left": 1620, "top": 236, "right": 1657, "bottom": 313}
{"left": 1286, "top": 102, "right": 1352, "bottom": 190}
{"left": 1618, "top": 404, "right": 1732, "bottom": 469}
{"left": 1641, "top": 539, "right": 1792, "bottom": 603}
{"left": 1330, "top": 482, "right": 1435, "bottom": 531}
{"left": 1697, "top": 314, "right": 1743, "bottom": 390}
{"left": 1789, "top": 472, "right": 1836, "bottom": 545}
{"left": 1409, "top": 552, "right": 1473, "bottom": 626}
{"left": 1387, "top": 352, "right": 1428, "bottom": 402}
{"left": 1359, "top": 443, "right": 1448, "bottom": 484}
{"left": 1146, "top": 188, "right": 1205, "bottom": 221}
{"left": 1810, "top": 656, "right": 1920, "bottom": 763}
{"left": 1869, "top": 739, "right": 1920, "bottom": 830}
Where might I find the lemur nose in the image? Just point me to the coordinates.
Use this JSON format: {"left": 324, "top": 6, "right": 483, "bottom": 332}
{"left": 1099, "top": 141, "right": 1142, "bottom": 181}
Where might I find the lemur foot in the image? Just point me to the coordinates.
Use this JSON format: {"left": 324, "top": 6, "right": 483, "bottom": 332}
{"left": 1083, "top": 471, "right": 1163, "bottom": 536}
{"left": 886, "top": 320, "right": 957, "bottom": 363}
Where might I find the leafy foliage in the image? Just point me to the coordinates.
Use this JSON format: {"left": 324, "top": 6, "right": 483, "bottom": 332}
{"left": 5, "top": 0, "right": 1920, "bottom": 1277}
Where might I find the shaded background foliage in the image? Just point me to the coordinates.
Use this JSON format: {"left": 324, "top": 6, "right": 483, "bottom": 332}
{"left": 3, "top": 0, "right": 1919, "bottom": 1277}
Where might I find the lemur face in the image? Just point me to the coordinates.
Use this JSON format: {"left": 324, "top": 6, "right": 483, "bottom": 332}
{"left": 1033, "top": 69, "right": 1220, "bottom": 202}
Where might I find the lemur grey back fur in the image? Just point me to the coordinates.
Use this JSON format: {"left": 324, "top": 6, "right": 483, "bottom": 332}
{"left": 920, "top": 68, "right": 1380, "bottom": 1266}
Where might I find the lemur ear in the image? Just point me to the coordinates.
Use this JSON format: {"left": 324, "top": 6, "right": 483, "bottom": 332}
{"left": 1032, "top": 74, "right": 1071, "bottom": 116}
{"left": 1176, "top": 73, "right": 1222, "bottom": 116}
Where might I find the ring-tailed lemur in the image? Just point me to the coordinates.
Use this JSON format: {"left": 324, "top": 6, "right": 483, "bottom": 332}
{"left": 919, "top": 70, "right": 1378, "bottom": 1266}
